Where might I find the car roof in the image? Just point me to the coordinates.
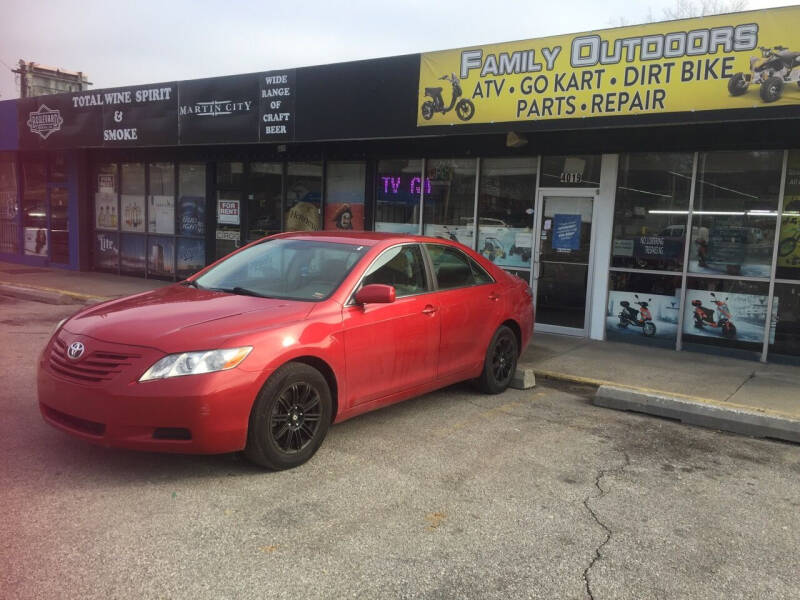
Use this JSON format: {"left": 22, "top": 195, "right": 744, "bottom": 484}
{"left": 273, "top": 231, "right": 455, "bottom": 247}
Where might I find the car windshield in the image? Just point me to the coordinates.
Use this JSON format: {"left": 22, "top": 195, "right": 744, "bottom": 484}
{"left": 194, "top": 238, "right": 368, "bottom": 301}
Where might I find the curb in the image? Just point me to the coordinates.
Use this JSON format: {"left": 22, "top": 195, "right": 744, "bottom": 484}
{"left": 0, "top": 282, "right": 107, "bottom": 305}
{"left": 594, "top": 384, "right": 800, "bottom": 444}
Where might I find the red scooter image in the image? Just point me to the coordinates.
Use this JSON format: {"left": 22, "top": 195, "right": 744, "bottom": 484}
{"left": 692, "top": 293, "right": 737, "bottom": 339}
{"left": 420, "top": 73, "right": 476, "bottom": 121}
{"left": 617, "top": 294, "right": 656, "bottom": 337}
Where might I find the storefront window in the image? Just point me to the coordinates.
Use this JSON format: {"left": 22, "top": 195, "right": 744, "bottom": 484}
{"left": 777, "top": 150, "right": 800, "bottom": 281}
{"left": 93, "top": 163, "right": 118, "bottom": 271}
{"left": 176, "top": 238, "right": 205, "bottom": 279}
{"left": 375, "top": 159, "right": 422, "bottom": 234}
{"left": 178, "top": 163, "right": 206, "bottom": 237}
{"left": 683, "top": 277, "right": 772, "bottom": 356}
{"left": 49, "top": 187, "right": 69, "bottom": 265}
{"left": 325, "top": 162, "right": 365, "bottom": 231}
{"left": 247, "top": 162, "right": 282, "bottom": 241}
{"left": 120, "top": 163, "right": 145, "bottom": 233}
{"left": 606, "top": 272, "right": 682, "bottom": 349}
{"left": 540, "top": 154, "right": 601, "bottom": 188}
{"left": 120, "top": 233, "right": 146, "bottom": 275}
{"left": 477, "top": 157, "right": 537, "bottom": 272}
{"left": 22, "top": 157, "right": 47, "bottom": 257}
{"left": 50, "top": 152, "right": 68, "bottom": 183}
{"left": 0, "top": 153, "right": 19, "bottom": 255}
{"left": 611, "top": 153, "right": 693, "bottom": 272}
{"left": 423, "top": 158, "right": 476, "bottom": 243}
{"left": 690, "top": 151, "right": 782, "bottom": 278}
{"left": 769, "top": 283, "right": 800, "bottom": 363}
{"left": 148, "top": 236, "right": 175, "bottom": 278}
{"left": 286, "top": 162, "right": 322, "bottom": 231}
{"left": 148, "top": 162, "right": 175, "bottom": 235}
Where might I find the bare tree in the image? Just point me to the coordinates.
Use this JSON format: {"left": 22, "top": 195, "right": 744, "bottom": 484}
{"left": 662, "top": 0, "right": 748, "bottom": 20}
{"left": 610, "top": 0, "right": 748, "bottom": 26}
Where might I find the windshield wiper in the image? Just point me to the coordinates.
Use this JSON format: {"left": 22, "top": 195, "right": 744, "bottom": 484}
{"left": 214, "top": 286, "right": 272, "bottom": 298}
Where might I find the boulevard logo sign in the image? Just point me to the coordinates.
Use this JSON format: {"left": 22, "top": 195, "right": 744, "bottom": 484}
{"left": 27, "top": 105, "right": 64, "bottom": 139}
{"left": 179, "top": 100, "right": 253, "bottom": 117}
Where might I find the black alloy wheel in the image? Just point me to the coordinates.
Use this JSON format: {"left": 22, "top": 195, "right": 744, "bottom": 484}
{"left": 476, "top": 325, "right": 518, "bottom": 394}
{"left": 245, "top": 362, "right": 332, "bottom": 470}
{"left": 270, "top": 382, "right": 322, "bottom": 454}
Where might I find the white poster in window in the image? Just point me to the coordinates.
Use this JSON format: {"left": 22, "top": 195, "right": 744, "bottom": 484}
{"left": 24, "top": 227, "right": 48, "bottom": 256}
{"left": 95, "top": 191, "right": 117, "bottom": 230}
{"left": 218, "top": 199, "right": 240, "bottom": 225}
{"left": 149, "top": 195, "right": 175, "bottom": 234}
{"left": 121, "top": 194, "right": 145, "bottom": 232}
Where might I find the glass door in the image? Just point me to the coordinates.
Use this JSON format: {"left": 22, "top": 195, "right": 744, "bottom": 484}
{"left": 246, "top": 162, "right": 282, "bottom": 242}
{"left": 215, "top": 162, "right": 244, "bottom": 260}
{"left": 533, "top": 191, "right": 596, "bottom": 335}
{"left": 48, "top": 186, "right": 70, "bottom": 264}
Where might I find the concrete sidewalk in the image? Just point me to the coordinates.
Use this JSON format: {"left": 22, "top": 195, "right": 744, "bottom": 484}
{"left": 520, "top": 333, "right": 800, "bottom": 443}
{"left": 0, "top": 261, "right": 166, "bottom": 304}
{"left": 1, "top": 260, "right": 797, "bottom": 442}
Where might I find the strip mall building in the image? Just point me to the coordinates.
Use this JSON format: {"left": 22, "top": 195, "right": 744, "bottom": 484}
{"left": 1, "top": 6, "right": 799, "bottom": 363}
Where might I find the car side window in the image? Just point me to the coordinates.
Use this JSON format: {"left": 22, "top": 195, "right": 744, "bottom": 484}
{"left": 426, "top": 244, "right": 492, "bottom": 290}
{"left": 361, "top": 244, "right": 429, "bottom": 297}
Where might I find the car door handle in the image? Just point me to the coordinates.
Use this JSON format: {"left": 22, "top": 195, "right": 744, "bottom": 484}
{"left": 488, "top": 292, "right": 500, "bottom": 302}
{"left": 422, "top": 305, "right": 438, "bottom": 315}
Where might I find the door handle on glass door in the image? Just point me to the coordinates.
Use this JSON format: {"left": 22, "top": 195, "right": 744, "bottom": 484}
{"left": 422, "top": 305, "right": 438, "bottom": 315}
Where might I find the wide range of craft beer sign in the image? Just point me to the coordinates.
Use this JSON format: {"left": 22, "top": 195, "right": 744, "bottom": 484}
{"left": 417, "top": 6, "right": 800, "bottom": 126}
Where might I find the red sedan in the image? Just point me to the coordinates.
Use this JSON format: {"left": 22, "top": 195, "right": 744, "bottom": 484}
{"left": 38, "top": 233, "right": 534, "bottom": 469}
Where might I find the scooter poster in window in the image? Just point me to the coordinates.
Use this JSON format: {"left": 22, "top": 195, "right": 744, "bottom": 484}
{"left": 683, "top": 289, "right": 778, "bottom": 344}
{"left": 606, "top": 290, "right": 680, "bottom": 343}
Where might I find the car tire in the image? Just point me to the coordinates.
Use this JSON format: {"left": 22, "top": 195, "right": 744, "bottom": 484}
{"left": 475, "top": 325, "right": 518, "bottom": 394}
{"left": 244, "top": 362, "right": 332, "bottom": 470}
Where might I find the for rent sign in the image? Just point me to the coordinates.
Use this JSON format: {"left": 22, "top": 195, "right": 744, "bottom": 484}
{"left": 417, "top": 6, "right": 800, "bottom": 126}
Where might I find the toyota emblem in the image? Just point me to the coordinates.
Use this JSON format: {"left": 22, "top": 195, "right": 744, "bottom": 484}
{"left": 67, "top": 342, "right": 85, "bottom": 360}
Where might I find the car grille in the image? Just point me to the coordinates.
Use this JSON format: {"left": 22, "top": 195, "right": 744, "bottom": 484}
{"left": 49, "top": 336, "right": 141, "bottom": 383}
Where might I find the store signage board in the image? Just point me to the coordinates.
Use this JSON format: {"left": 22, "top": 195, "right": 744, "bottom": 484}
{"left": 417, "top": 6, "right": 800, "bottom": 127}
{"left": 178, "top": 74, "right": 260, "bottom": 144}
{"left": 259, "top": 70, "right": 295, "bottom": 141}
{"left": 18, "top": 82, "right": 178, "bottom": 149}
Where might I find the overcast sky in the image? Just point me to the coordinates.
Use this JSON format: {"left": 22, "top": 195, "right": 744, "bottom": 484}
{"left": 1, "top": 0, "right": 796, "bottom": 100}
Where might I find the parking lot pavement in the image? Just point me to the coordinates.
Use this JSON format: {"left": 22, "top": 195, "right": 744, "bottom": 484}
{"left": 2, "top": 296, "right": 800, "bottom": 600}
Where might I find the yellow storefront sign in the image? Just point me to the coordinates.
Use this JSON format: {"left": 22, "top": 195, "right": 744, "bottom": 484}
{"left": 417, "top": 6, "right": 800, "bottom": 126}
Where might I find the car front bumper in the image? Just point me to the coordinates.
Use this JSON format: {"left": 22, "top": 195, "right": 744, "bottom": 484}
{"left": 37, "top": 334, "right": 264, "bottom": 455}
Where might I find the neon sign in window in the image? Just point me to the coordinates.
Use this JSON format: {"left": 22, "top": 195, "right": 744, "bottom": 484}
{"left": 380, "top": 176, "right": 431, "bottom": 195}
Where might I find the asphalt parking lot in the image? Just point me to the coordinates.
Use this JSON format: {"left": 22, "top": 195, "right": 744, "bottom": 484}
{"left": 2, "top": 295, "right": 800, "bottom": 600}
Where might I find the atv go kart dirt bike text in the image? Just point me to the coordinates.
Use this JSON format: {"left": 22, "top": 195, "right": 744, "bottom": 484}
{"left": 728, "top": 45, "right": 800, "bottom": 103}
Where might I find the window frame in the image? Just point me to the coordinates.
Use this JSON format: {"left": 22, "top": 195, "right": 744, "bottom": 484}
{"left": 347, "top": 242, "right": 435, "bottom": 304}
{"left": 423, "top": 243, "right": 496, "bottom": 291}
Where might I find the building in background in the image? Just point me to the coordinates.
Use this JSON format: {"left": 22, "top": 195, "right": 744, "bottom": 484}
{"left": 12, "top": 61, "right": 91, "bottom": 98}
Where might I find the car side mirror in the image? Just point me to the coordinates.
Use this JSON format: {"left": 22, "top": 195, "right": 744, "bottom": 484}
{"left": 355, "top": 284, "right": 396, "bottom": 305}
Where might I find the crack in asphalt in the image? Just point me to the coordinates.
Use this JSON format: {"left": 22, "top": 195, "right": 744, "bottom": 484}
{"left": 582, "top": 448, "right": 631, "bottom": 600}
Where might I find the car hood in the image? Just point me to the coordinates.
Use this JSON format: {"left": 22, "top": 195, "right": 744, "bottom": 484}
{"left": 63, "top": 284, "right": 315, "bottom": 352}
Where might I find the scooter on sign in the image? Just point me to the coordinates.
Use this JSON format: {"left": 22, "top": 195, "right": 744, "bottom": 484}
{"left": 692, "top": 293, "right": 737, "bottom": 339}
{"left": 420, "top": 73, "right": 476, "bottom": 121}
{"left": 617, "top": 294, "right": 657, "bottom": 337}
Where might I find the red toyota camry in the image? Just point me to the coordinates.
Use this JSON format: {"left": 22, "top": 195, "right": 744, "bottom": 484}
{"left": 38, "top": 232, "right": 534, "bottom": 469}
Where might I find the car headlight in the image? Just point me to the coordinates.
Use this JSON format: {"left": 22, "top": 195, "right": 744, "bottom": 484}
{"left": 139, "top": 347, "right": 253, "bottom": 382}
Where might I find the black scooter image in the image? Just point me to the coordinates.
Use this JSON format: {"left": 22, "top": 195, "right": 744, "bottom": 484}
{"left": 421, "top": 73, "right": 475, "bottom": 121}
{"left": 728, "top": 45, "right": 800, "bottom": 103}
{"left": 617, "top": 294, "right": 656, "bottom": 337}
